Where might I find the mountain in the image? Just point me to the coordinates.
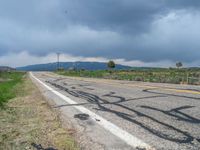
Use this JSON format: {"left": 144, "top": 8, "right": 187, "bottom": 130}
{"left": 0, "top": 66, "right": 16, "bottom": 72}
{"left": 16, "top": 62, "right": 132, "bottom": 71}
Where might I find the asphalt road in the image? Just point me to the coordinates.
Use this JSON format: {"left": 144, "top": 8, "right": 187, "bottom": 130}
{"left": 31, "top": 72, "right": 200, "bottom": 150}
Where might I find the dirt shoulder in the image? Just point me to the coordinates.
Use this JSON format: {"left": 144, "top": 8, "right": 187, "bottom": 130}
{"left": 0, "top": 74, "right": 79, "bottom": 150}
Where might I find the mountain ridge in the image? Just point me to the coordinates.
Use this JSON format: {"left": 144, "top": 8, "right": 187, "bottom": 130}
{"left": 0, "top": 66, "right": 16, "bottom": 71}
{"left": 16, "top": 61, "right": 132, "bottom": 71}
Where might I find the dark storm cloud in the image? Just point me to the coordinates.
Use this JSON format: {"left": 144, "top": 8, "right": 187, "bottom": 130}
{"left": 62, "top": 0, "right": 163, "bottom": 34}
{"left": 165, "top": 0, "right": 200, "bottom": 8}
{"left": 0, "top": 0, "right": 200, "bottom": 64}
{"left": 60, "top": 0, "right": 200, "bottom": 33}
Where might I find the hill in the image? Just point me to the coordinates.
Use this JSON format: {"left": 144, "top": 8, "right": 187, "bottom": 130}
{"left": 0, "top": 66, "right": 16, "bottom": 72}
{"left": 16, "top": 62, "right": 132, "bottom": 71}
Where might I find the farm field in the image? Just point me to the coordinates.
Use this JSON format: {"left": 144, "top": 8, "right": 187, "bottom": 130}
{"left": 56, "top": 68, "right": 200, "bottom": 85}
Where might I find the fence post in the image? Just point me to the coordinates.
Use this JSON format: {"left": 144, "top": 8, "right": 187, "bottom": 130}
{"left": 187, "top": 72, "right": 189, "bottom": 84}
{"left": 199, "top": 74, "right": 200, "bottom": 85}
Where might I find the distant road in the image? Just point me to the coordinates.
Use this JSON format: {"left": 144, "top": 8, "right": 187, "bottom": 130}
{"left": 30, "top": 72, "right": 200, "bottom": 150}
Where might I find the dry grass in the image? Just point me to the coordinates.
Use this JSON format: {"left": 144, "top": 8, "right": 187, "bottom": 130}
{"left": 0, "top": 75, "right": 79, "bottom": 150}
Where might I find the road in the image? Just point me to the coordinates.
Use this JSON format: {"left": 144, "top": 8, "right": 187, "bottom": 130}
{"left": 30, "top": 72, "right": 200, "bottom": 150}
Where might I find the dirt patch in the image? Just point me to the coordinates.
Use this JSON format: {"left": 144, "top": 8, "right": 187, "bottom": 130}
{"left": 0, "top": 75, "right": 79, "bottom": 150}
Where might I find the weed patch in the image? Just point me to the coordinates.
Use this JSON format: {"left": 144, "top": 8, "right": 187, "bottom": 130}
{"left": 0, "top": 72, "right": 25, "bottom": 107}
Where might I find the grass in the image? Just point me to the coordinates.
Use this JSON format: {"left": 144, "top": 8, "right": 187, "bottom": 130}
{"left": 0, "top": 73, "right": 79, "bottom": 150}
{"left": 56, "top": 68, "right": 200, "bottom": 85}
{"left": 0, "top": 71, "right": 25, "bottom": 107}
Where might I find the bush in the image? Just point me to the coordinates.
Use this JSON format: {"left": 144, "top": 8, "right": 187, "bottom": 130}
{"left": 135, "top": 77, "right": 143, "bottom": 81}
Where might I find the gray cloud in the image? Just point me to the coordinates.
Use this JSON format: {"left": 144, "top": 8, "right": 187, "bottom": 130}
{"left": 0, "top": 0, "right": 200, "bottom": 66}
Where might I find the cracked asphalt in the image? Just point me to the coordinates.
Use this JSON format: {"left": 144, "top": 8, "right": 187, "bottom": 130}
{"left": 31, "top": 72, "right": 200, "bottom": 150}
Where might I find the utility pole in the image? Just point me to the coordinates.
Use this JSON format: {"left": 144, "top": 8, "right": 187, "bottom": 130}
{"left": 56, "top": 52, "right": 60, "bottom": 70}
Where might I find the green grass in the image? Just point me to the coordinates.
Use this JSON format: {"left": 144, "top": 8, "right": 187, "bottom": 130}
{"left": 56, "top": 68, "right": 200, "bottom": 85}
{"left": 0, "top": 71, "right": 25, "bottom": 107}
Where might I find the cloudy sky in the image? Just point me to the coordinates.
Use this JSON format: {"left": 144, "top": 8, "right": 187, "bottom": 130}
{"left": 0, "top": 0, "right": 200, "bottom": 67}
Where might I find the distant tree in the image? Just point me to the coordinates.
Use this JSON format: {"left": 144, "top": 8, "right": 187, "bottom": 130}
{"left": 80, "top": 68, "right": 85, "bottom": 71}
{"left": 57, "top": 67, "right": 64, "bottom": 71}
{"left": 176, "top": 62, "right": 183, "bottom": 69}
{"left": 107, "top": 60, "right": 116, "bottom": 70}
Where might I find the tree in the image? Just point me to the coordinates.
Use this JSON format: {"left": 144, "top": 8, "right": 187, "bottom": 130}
{"left": 176, "top": 62, "right": 183, "bottom": 69}
{"left": 107, "top": 60, "right": 116, "bottom": 69}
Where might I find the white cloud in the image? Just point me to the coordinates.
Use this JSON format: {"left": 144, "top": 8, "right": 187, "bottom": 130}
{"left": 1, "top": 51, "right": 199, "bottom": 68}
{"left": 0, "top": 51, "right": 108, "bottom": 67}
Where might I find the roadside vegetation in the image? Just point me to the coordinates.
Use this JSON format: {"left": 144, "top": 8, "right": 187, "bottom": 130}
{"left": 0, "top": 71, "right": 25, "bottom": 107}
{"left": 56, "top": 68, "right": 200, "bottom": 85}
{"left": 0, "top": 72, "right": 79, "bottom": 150}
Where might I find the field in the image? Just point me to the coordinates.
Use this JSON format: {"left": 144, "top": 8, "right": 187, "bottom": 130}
{"left": 56, "top": 68, "right": 200, "bottom": 85}
{"left": 0, "top": 71, "right": 25, "bottom": 107}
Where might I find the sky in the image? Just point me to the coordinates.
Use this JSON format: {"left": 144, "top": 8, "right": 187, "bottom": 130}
{"left": 0, "top": 0, "right": 200, "bottom": 67}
